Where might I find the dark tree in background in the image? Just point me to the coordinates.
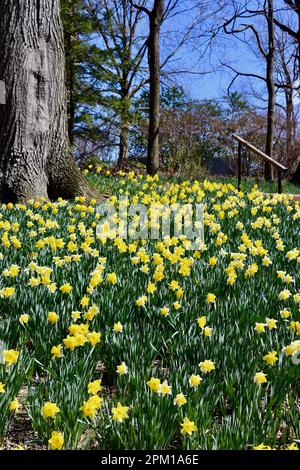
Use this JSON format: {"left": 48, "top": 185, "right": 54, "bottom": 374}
{"left": 223, "top": 0, "right": 275, "bottom": 181}
{"left": 62, "top": 0, "right": 84, "bottom": 146}
{"left": 275, "top": 30, "right": 297, "bottom": 170}
{"left": 130, "top": 0, "right": 164, "bottom": 175}
{"left": 81, "top": 0, "right": 149, "bottom": 166}
{"left": 0, "top": 0, "right": 95, "bottom": 202}
{"left": 273, "top": 0, "right": 300, "bottom": 183}
{"left": 274, "top": 0, "right": 300, "bottom": 78}
{"left": 145, "top": 0, "right": 164, "bottom": 175}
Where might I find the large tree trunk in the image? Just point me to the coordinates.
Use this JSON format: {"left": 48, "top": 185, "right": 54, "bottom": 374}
{"left": 65, "top": 18, "right": 76, "bottom": 146}
{"left": 0, "top": 0, "right": 95, "bottom": 202}
{"left": 118, "top": 122, "right": 129, "bottom": 164}
{"left": 118, "top": 86, "right": 130, "bottom": 165}
{"left": 264, "top": 0, "right": 275, "bottom": 181}
{"left": 147, "top": 0, "right": 164, "bottom": 176}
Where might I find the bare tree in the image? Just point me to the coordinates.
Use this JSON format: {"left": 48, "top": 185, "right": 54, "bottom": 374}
{"left": 273, "top": 0, "right": 300, "bottom": 77}
{"left": 223, "top": 0, "right": 276, "bottom": 180}
{"left": 129, "top": 0, "right": 204, "bottom": 174}
{"left": 274, "top": 31, "right": 297, "bottom": 167}
{"left": 265, "top": 0, "right": 276, "bottom": 180}
{"left": 273, "top": 0, "right": 300, "bottom": 183}
{"left": 0, "top": 0, "right": 95, "bottom": 202}
{"left": 129, "top": 0, "right": 165, "bottom": 174}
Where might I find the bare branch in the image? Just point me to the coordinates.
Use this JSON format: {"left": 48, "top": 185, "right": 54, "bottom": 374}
{"left": 128, "top": 0, "right": 151, "bottom": 16}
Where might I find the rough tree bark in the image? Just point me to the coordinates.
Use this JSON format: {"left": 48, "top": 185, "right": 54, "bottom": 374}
{"left": 118, "top": 82, "right": 130, "bottom": 165}
{"left": 118, "top": 114, "right": 130, "bottom": 164}
{"left": 0, "top": 0, "right": 96, "bottom": 202}
{"left": 64, "top": 2, "right": 76, "bottom": 146}
{"left": 264, "top": 0, "right": 275, "bottom": 181}
{"left": 118, "top": 121, "right": 129, "bottom": 164}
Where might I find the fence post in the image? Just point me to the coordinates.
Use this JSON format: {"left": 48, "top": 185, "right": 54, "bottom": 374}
{"left": 238, "top": 142, "right": 242, "bottom": 191}
{"left": 278, "top": 169, "right": 282, "bottom": 194}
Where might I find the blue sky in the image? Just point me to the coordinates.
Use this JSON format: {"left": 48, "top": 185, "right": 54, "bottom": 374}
{"left": 92, "top": 1, "right": 296, "bottom": 107}
{"left": 158, "top": 1, "right": 254, "bottom": 102}
{"left": 159, "top": 0, "right": 295, "bottom": 107}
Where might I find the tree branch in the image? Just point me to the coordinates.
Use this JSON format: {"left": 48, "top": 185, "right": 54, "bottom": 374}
{"left": 273, "top": 17, "right": 298, "bottom": 39}
{"left": 220, "top": 61, "right": 266, "bottom": 82}
{"left": 128, "top": 0, "right": 151, "bottom": 16}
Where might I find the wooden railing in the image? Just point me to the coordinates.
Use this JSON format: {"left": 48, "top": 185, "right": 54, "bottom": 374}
{"left": 232, "top": 134, "right": 288, "bottom": 194}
